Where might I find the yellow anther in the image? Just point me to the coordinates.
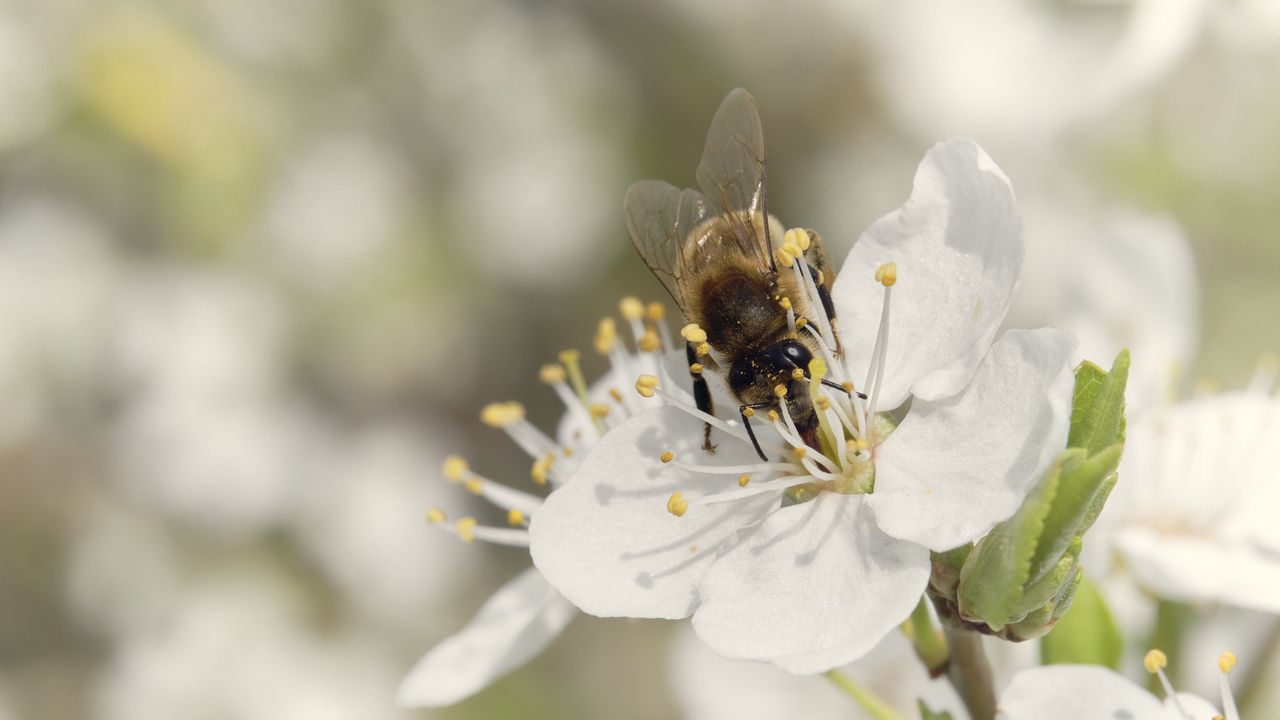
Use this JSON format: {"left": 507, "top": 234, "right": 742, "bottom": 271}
{"left": 425, "top": 508, "right": 446, "bottom": 524}
{"left": 696, "top": 342, "right": 710, "bottom": 356}
{"left": 635, "top": 374, "right": 660, "bottom": 398}
{"left": 792, "top": 447, "right": 808, "bottom": 461}
{"left": 480, "top": 402, "right": 525, "bottom": 428}
{"left": 667, "top": 491, "right": 688, "bottom": 517}
{"left": 619, "top": 296, "right": 645, "bottom": 321}
{"left": 558, "top": 349, "right": 581, "bottom": 365}
{"left": 443, "top": 455, "right": 468, "bottom": 483}
{"left": 646, "top": 302, "right": 665, "bottom": 321}
{"left": 594, "top": 318, "right": 618, "bottom": 354}
{"left": 875, "top": 262, "right": 898, "bottom": 287}
{"left": 808, "top": 357, "right": 827, "bottom": 379}
{"left": 539, "top": 364, "right": 567, "bottom": 384}
{"left": 562, "top": 447, "right": 574, "bottom": 457}
{"left": 738, "top": 474, "right": 750, "bottom": 487}
{"left": 816, "top": 270, "right": 825, "bottom": 286}
{"left": 456, "top": 517, "right": 477, "bottom": 543}
{"left": 681, "top": 323, "right": 708, "bottom": 344}
{"left": 639, "top": 328, "right": 661, "bottom": 352}
{"left": 507, "top": 508, "right": 526, "bottom": 526}
{"left": 779, "top": 296, "right": 792, "bottom": 311}
{"left": 842, "top": 381, "right": 854, "bottom": 393}
{"left": 465, "top": 478, "right": 484, "bottom": 495}
{"left": 589, "top": 403, "right": 611, "bottom": 420}
{"left": 1143, "top": 649, "right": 1168, "bottom": 674}
{"left": 609, "top": 388, "right": 623, "bottom": 403}
{"left": 774, "top": 383, "right": 788, "bottom": 399}
{"left": 1219, "top": 651, "right": 1237, "bottom": 674}
{"left": 784, "top": 227, "right": 811, "bottom": 252}
{"left": 767, "top": 409, "right": 780, "bottom": 423}
{"left": 791, "top": 368, "right": 805, "bottom": 381}
{"left": 742, "top": 407, "right": 755, "bottom": 418}
{"left": 660, "top": 450, "right": 674, "bottom": 463}
{"left": 795, "top": 317, "right": 809, "bottom": 329}
{"left": 531, "top": 457, "right": 550, "bottom": 486}
{"left": 689, "top": 362, "right": 704, "bottom": 374}
{"left": 816, "top": 395, "right": 831, "bottom": 410}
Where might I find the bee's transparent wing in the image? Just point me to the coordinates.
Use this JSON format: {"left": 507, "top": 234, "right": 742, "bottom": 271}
{"left": 624, "top": 179, "right": 712, "bottom": 313}
{"left": 694, "top": 88, "right": 774, "bottom": 276}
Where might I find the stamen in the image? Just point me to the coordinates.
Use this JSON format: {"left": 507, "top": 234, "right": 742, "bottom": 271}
{"left": 672, "top": 460, "right": 795, "bottom": 475}
{"left": 450, "top": 516, "right": 531, "bottom": 547}
{"left": 692, "top": 474, "right": 812, "bottom": 505}
{"left": 1144, "top": 650, "right": 1191, "bottom": 720}
{"left": 538, "top": 364, "right": 566, "bottom": 384}
{"left": 681, "top": 323, "right": 708, "bottom": 344}
{"left": 507, "top": 508, "right": 526, "bottom": 526}
{"left": 660, "top": 450, "right": 674, "bottom": 463}
{"left": 425, "top": 508, "right": 446, "bottom": 524}
{"left": 646, "top": 302, "right": 665, "bottom": 322}
{"left": 531, "top": 454, "right": 553, "bottom": 486}
{"left": 443, "top": 455, "right": 468, "bottom": 484}
{"left": 866, "top": 263, "right": 895, "bottom": 418}
{"left": 689, "top": 362, "right": 704, "bottom": 374}
{"left": 738, "top": 474, "right": 750, "bottom": 487}
{"left": 594, "top": 318, "right": 618, "bottom": 355}
{"left": 1218, "top": 651, "right": 1240, "bottom": 720}
{"left": 667, "top": 491, "right": 689, "bottom": 517}
{"left": 454, "top": 472, "right": 543, "bottom": 515}
{"left": 619, "top": 296, "right": 645, "bottom": 321}
{"left": 636, "top": 375, "right": 660, "bottom": 398}
{"left": 639, "top": 328, "right": 661, "bottom": 353}
{"left": 558, "top": 349, "right": 592, "bottom": 408}
{"left": 646, "top": 385, "right": 752, "bottom": 444}
{"left": 480, "top": 401, "right": 525, "bottom": 429}
{"left": 456, "top": 517, "right": 477, "bottom": 543}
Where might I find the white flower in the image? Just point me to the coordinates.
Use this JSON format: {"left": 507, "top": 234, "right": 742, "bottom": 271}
{"left": 998, "top": 650, "right": 1240, "bottom": 720}
{"left": 529, "top": 139, "right": 1077, "bottom": 673}
{"left": 397, "top": 301, "right": 667, "bottom": 706}
{"left": 1098, "top": 371, "right": 1280, "bottom": 612}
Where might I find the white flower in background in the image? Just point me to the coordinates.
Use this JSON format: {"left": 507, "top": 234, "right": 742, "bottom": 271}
{"left": 530, "top": 139, "right": 1077, "bottom": 673}
{"left": 106, "top": 268, "right": 321, "bottom": 537}
{"left": 292, "top": 420, "right": 469, "bottom": 636}
{"left": 397, "top": 300, "right": 666, "bottom": 706}
{"left": 1011, "top": 200, "right": 1200, "bottom": 416}
{"left": 670, "top": 625, "right": 964, "bottom": 720}
{"left": 855, "top": 0, "right": 1211, "bottom": 145}
{"left": 998, "top": 650, "right": 1240, "bottom": 720}
{"left": 93, "top": 568, "right": 413, "bottom": 720}
{"left": 0, "top": 198, "right": 117, "bottom": 445}
{"left": 1098, "top": 370, "right": 1280, "bottom": 613}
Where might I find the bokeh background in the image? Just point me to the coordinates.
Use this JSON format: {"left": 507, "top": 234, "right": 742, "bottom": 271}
{"left": 1, "top": 0, "right": 1277, "bottom": 718}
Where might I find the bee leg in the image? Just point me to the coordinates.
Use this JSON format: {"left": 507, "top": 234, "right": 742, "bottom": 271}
{"left": 820, "top": 378, "right": 868, "bottom": 400}
{"left": 738, "top": 402, "right": 774, "bottom": 462}
{"left": 687, "top": 342, "right": 716, "bottom": 453}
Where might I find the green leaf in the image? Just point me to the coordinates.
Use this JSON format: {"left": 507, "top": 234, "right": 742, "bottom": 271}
{"left": 918, "top": 699, "right": 955, "bottom": 720}
{"left": 1068, "top": 350, "right": 1130, "bottom": 457}
{"left": 957, "top": 450, "right": 1081, "bottom": 628}
{"left": 1040, "top": 574, "right": 1122, "bottom": 669}
{"left": 1025, "top": 444, "right": 1123, "bottom": 585}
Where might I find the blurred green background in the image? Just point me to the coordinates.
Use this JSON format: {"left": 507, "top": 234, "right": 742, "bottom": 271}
{"left": 0, "top": 0, "right": 1277, "bottom": 718}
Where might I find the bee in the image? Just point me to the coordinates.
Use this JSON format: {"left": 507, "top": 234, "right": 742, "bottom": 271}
{"left": 624, "top": 89, "right": 848, "bottom": 461}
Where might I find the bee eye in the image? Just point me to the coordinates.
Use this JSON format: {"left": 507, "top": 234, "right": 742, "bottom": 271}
{"left": 783, "top": 341, "right": 811, "bottom": 367}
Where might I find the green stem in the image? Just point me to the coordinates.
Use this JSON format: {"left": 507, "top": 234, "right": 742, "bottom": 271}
{"left": 824, "top": 670, "right": 903, "bottom": 720}
{"left": 941, "top": 625, "right": 996, "bottom": 720}
{"left": 1146, "top": 599, "right": 1191, "bottom": 693}
{"left": 904, "top": 596, "right": 950, "bottom": 677}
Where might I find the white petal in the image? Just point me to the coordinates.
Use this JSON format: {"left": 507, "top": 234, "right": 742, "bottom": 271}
{"left": 1115, "top": 527, "right": 1280, "bottom": 613}
{"left": 691, "top": 493, "right": 929, "bottom": 674}
{"left": 832, "top": 138, "right": 1022, "bottom": 410}
{"left": 530, "top": 407, "right": 776, "bottom": 619}
{"left": 870, "top": 328, "right": 1076, "bottom": 551}
{"left": 998, "top": 665, "right": 1176, "bottom": 720}
{"left": 395, "top": 567, "right": 575, "bottom": 707}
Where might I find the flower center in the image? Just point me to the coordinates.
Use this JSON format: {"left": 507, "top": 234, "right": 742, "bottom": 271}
{"left": 652, "top": 238, "right": 900, "bottom": 517}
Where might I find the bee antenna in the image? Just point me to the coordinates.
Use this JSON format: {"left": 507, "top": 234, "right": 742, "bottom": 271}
{"left": 820, "top": 378, "right": 867, "bottom": 400}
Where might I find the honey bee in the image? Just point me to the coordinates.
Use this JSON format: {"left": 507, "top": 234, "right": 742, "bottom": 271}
{"left": 624, "top": 89, "right": 847, "bottom": 461}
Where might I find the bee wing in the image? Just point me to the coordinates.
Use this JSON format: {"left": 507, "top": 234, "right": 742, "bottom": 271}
{"left": 694, "top": 88, "right": 774, "bottom": 278}
{"left": 624, "top": 179, "right": 714, "bottom": 313}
